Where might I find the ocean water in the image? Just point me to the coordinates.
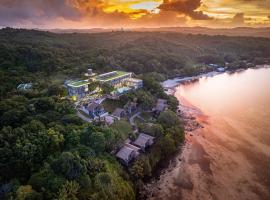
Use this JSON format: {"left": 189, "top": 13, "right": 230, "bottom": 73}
{"left": 172, "top": 67, "right": 270, "bottom": 200}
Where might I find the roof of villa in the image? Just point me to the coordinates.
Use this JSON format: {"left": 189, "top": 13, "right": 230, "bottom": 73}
{"left": 87, "top": 102, "right": 100, "bottom": 111}
{"left": 155, "top": 99, "right": 168, "bottom": 111}
{"left": 125, "top": 101, "right": 137, "bottom": 108}
{"left": 116, "top": 146, "right": 134, "bottom": 162}
{"left": 112, "top": 108, "right": 126, "bottom": 118}
{"left": 133, "top": 133, "right": 155, "bottom": 148}
{"left": 157, "top": 99, "right": 168, "bottom": 104}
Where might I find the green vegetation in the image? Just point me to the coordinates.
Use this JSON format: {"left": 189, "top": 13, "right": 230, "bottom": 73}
{"left": 0, "top": 84, "right": 135, "bottom": 199}
{"left": 1, "top": 28, "right": 269, "bottom": 199}
{"left": 131, "top": 110, "right": 184, "bottom": 197}
{"left": 0, "top": 66, "right": 181, "bottom": 200}
{"left": 1, "top": 28, "right": 270, "bottom": 99}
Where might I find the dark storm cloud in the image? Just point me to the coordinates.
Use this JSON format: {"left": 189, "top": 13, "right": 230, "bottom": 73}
{"left": 0, "top": 0, "right": 82, "bottom": 26}
{"left": 158, "top": 0, "right": 211, "bottom": 20}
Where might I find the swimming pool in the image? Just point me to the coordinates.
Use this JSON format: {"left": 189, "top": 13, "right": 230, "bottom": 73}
{"left": 116, "top": 87, "right": 131, "bottom": 94}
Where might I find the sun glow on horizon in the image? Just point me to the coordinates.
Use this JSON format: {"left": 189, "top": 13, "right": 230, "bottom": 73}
{"left": 0, "top": 0, "right": 269, "bottom": 28}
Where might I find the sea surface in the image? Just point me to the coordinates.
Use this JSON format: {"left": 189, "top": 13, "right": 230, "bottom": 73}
{"left": 146, "top": 67, "right": 270, "bottom": 200}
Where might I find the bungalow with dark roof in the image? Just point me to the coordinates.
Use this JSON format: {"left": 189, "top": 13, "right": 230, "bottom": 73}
{"left": 154, "top": 99, "right": 168, "bottom": 113}
{"left": 116, "top": 146, "right": 137, "bottom": 166}
{"left": 124, "top": 101, "right": 138, "bottom": 115}
{"left": 133, "top": 133, "right": 155, "bottom": 152}
{"left": 82, "top": 102, "right": 108, "bottom": 119}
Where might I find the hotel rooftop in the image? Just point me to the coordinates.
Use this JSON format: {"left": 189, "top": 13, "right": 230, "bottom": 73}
{"left": 67, "top": 80, "right": 89, "bottom": 87}
{"left": 94, "top": 71, "right": 131, "bottom": 83}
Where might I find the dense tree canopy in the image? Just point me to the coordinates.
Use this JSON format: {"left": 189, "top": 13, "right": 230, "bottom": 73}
{"left": 1, "top": 28, "right": 270, "bottom": 98}
{"left": 1, "top": 28, "right": 268, "bottom": 199}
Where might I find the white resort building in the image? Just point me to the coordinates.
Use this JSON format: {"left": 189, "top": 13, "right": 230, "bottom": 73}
{"left": 92, "top": 71, "right": 132, "bottom": 87}
{"left": 66, "top": 69, "right": 143, "bottom": 101}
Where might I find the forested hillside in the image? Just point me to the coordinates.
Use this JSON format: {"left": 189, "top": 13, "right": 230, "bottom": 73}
{"left": 1, "top": 27, "right": 270, "bottom": 99}
{"left": 0, "top": 28, "right": 270, "bottom": 199}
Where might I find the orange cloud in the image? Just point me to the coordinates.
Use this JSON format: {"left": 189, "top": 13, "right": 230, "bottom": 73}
{"left": 0, "top": 0, "right": 269, "bottom": 28}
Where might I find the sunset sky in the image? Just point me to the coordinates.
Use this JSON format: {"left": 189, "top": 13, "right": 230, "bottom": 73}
{"left": 0, "top": 0, "right": 270, "bottom": 28}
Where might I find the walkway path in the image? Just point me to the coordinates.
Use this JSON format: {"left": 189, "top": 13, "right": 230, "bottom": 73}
{"left": 129, "top": 111, "right": 141, "bottom": 127}
{"left": 129, "top": 111, "right": 142, "bottom": 134}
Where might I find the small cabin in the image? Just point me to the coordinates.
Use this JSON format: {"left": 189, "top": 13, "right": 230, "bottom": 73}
{"left": 133, "top": 133, "right": 155, "bottom": 152}
{"left": 124, "top": 101, "right": 138, "bottom": 115}
{"left": 82, "top": 102, "right": 108, "bottom": 119}
{"left": 116, "top": 146, "right": 136, "bottom": 166}
{"left": 154, "top": 99, "right": 168, "bottom": 113}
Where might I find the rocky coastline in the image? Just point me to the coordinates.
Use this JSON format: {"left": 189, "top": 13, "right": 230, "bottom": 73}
{"left": 140, "top": 92, "right": 204, "bottom": 199}
{"left": 139, "top": 65, "right": 270, "bottom": 200}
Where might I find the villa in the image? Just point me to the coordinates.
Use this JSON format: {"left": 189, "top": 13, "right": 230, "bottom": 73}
{"left": 154, "top": 99, "right": 168, "bottom": 113}
{"left": 133, "top": 133, "right": 155, "bottom": 152}
{"left": 116, "top": 143, "right": 140, "bottom": 166}
{"left": 124, "top": 101, "right": 138, "bottom": 115}
{"left": 115, "top": 133, "right": 155, "bottom": 166}
{"left": 82, "top": 102, "right": 108, "bottom": 120}
{"left": 116, "top": 146, "right": 136, "bottom": 166}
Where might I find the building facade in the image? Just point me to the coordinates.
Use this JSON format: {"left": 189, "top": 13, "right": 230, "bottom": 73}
{"left": 126, "top": 78, "right": 143, "bottom": 89}
{"left": 66, "top": 80, "right": 89, "bottom": 101}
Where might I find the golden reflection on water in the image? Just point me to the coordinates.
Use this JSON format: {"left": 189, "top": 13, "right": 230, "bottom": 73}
{"left": 173, "top": 68, "right": 270, "bottom": 199}
{"left": 176, "top": 68, "right": 270, "bottom": 146}
{"left": 177, "top": 68, "right": 270, "bottom": 118}
{"left": 146, "top": 68, "right": 270, "bottom": 200}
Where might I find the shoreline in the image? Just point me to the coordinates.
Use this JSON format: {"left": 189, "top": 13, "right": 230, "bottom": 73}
{"left": 140, "top": 69, "right": 224, "bottom": 199}
{"left": 141, "top": 65, "right": 270, "bottom": 200}
{"left": 162, "top": 64, "right": 270, "bottom": 95}
{"left": 140, "top": 94, "right": 205, "bottom": 199}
